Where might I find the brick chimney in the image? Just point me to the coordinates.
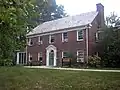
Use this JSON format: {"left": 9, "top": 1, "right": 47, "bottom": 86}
{"left": 96, "top": 3, "right": 105, "bottom": 28}
{"left": 48, "top": 0, "right": 56, "bottom": 6}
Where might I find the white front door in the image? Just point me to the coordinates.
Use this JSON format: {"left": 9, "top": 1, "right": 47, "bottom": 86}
{"left": 46, "top": 45, "right": 57, "bottom": 66}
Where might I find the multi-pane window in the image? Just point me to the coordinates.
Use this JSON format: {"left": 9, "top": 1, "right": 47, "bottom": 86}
{"left": 62, "top": 51, "right": 68, "bottom": 58}
{"left": 27, "top": 38, "right": 33, "bottom": 46}
{"left": 95, "top": 31, "right": 104, "bottom": 41}
{"left": 38, "top": 36, "right": 43, "bottom": 44}
{"left": 62, "top": 32, "right": 68, "bottom": 42}
{"left": 49, "top": 35, "right": 55, "bottom": 43}
{"left": 28, "top": 53, "right": 32, "bottom": 61}
{"left": 38, "top": 52, "right": 42, "bottom": 61}
{"left": 77, "top": 30, "right": 83, "bottom": 41}
{"left": 77, "top": 50, "right": 84, "bottom": 62}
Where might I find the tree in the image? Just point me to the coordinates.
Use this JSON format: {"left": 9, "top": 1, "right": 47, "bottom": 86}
{"left": 96, "top": 12, "right": 120, "bottom": 68}
{"left": 100, "top": 27, "right": 120, "bottom": 68}
{"left": 106, "top": 12, "right": 120, "bottom": 27}
{"left": 0, "top": 0, "right": 67, "bottom": 65}
{"left": 36, "top": 0, "right": 67, "bottom": 23}
{"left": 0, "top": 0, "right": 42, "bottom": 64}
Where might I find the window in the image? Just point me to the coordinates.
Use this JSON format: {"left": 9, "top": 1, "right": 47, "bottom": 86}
{"left": 28, "top": 53, "right": 32, "bottom": 61}
{"left": 38, "top": 36, "right": 43, "bottom": 44}
{"left": 77, "top": 50, "right": 84, "bottom": 62}
{"left": 49, "top": 35, "right": 55, "bottom": 43}
{"left": 27, "top": 38, "right": 33, "bottom": 46}
{"left": 95, "top": 31, "right": 104, "bottom": 41}
{"left": 62, "top": 32, "right": 68, "bottom": 42}
{"left": 38, "top": 52, "right": 42, "bottom": 62}
{"left": 62, "top": 51, "right": 68, "bottom": 58}
{"left": 77, "top": 30, "right": 83, "bottom": 41}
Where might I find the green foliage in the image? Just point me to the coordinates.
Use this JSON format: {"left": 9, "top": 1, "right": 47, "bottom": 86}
{"left": 88, "top": 55, "right": 101, "bottom": 68}
{"left": 36, "top": 0, "right": 67, "bottom": 22}
{"left": 0, "top": 59, "right": 13, "bottom": 66}
{"left": 0, "top": 67, "right": 120, "bottom": 90}
{"left": 100, "top": 27, "right": 120, "bottom": 68}
{"left": 0, "top": 0, "right": 42, "bottom": 65}
{"left": 106, "top": 12, "right": 120, "bottom": 27}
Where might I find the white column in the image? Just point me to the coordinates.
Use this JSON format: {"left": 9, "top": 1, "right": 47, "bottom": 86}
{"left": 46, "top": 50, "right": 49, "bottom": 66}
{"left": 54, "top": 50, "right": 57, "bottom": 66}
{"left": 16, "top": 52, "right": 19, "bottom": 64}
{"left": 26, "top": 46, "right": 27, "bottom": 64}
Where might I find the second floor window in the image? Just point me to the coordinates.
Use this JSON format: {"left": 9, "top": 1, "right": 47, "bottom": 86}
{"left": 49, "top": 35, "right": 55, "bottom": 44}
{"left": 95, "top": 31, "right": 104, "bottom": 41}
{"left": 62, "top": 32, "right": 68, "bottom": 42}
{"left": 77, "top": 30, "right": 83, "bottom": 41}
{"left": 38, "top": 36, "right": 43, "bottom": 44}
{"left": 27, "top": 38, "right": 33, "bottom": 46}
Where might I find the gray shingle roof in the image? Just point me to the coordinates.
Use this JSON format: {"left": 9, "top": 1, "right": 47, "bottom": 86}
{"left": 27, "top": 11, "right": 98, "bottom": 36}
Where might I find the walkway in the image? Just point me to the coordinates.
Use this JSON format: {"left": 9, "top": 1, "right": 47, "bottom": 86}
{"left": 24, "top": 66, "right": 120, "bottom": 72}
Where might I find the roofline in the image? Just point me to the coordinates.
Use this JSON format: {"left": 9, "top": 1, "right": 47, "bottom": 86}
{"left": 27, "top": 24, "right": 90, "bottom": 38}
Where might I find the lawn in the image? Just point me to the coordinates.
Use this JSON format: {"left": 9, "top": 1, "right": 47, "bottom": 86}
{"left": 0, "top": 67, "right": 120, "bottom": 90}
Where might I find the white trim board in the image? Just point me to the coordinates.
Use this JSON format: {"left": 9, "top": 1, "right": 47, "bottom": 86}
{"left": 27, "top": 26, "right": 88, "bottom": 38}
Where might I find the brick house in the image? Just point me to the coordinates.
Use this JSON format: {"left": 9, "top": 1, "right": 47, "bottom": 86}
{"left": 26, "top": 3, "right": 104, "bottom": 66}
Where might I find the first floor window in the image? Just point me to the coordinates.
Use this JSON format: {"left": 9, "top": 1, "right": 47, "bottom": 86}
{"left": 28, "top": 53, "right": 32, "bottom": 61}
{"left": 77, "top": 30, "right": 83, "bottom": 41}
{"left": 62, "top": 51, "right": 68, "bottom": 58}
{"left": 62, "top": 32, "right": 68, "bottom": 42}
{"left": 38, "top": 52, "right": 42, "bottom": 62}
{"left": 77, "top": 50, "right": 84, "bottom": 62}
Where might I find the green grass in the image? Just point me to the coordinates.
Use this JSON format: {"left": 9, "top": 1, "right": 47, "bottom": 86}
{"left": 0, "top": 67, "right": 120, "bottom": 90}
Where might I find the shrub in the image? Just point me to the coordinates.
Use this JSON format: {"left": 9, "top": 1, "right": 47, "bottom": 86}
{"left": 88, "top": 55, "right": 101, "bottom": 68}
{"left": 0, "top": 59, "right": 13, "bottom": 66}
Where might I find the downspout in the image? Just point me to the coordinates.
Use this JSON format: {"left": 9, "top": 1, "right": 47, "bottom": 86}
{"left": 86, "top": 24, "right": 92, "bottom": 63}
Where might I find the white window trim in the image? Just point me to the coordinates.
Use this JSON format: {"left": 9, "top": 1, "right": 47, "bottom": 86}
{"left": 49, "top": 35, "right": 55, "bottom": 44}
{"left": 38, "top": 52, "right": 42, "bottom": 61}
{"left": 62, "top": 32, "right": 68, "bottom": 42}
{"left": 77, "top": 30, "right": 84, "bottom": 41}
{"left": 49, "top": 35, "right": 51, "bottom": 44}
{"left": 77, "top": 50, "right": 84, "bottom": 62}
{"left": 62, "top": 51, "right": 68, "bottom": 58}
{"left": 62, "top": 52, "right": 64, "bottom": 58}
{"left": 38, "top": 36, "right": 43, "bottom": 44}
{"left": 28, "top": 38, "right": 33, "bottom": 46}
{"left": 95, "top": 30, "right": 104, "bottom": 41}
{"left": 28, "top": 53, "right": 32, "bottom": 61}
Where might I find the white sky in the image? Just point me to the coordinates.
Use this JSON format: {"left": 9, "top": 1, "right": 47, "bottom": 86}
{"left": 56, "top": 0, "right": 120, "bottom": 17}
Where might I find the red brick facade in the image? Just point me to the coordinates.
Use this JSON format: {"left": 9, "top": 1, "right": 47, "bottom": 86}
{"left": 26, "top": 3, "right": 104, "bottom": 66}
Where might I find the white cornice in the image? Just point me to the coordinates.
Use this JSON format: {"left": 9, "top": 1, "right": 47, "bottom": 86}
{"left": 27, "top": 26, "right": 88, "bottom": 38}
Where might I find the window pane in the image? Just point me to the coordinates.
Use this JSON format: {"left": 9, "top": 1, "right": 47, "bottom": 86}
{"left": 63, "top": 32, "right": 68, "bottom": 39}
{"left": 51, "top": 35, "right": 55, "bottom": 43}
{"left": 38, "top": 36, "right": 42, "bottom": 42}
{"left": 77, "top": 50, "right": 84, "bottom": 62}
{"left": 78, "top": 30, "right": 83, "bottom": 40}
{"left": 63, "top": 52, "right": 68, "bottom": 58}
